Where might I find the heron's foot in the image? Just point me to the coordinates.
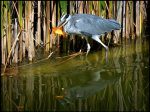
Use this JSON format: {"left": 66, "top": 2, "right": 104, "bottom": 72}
{"left": 105, "top": 46, "right": 109, "bottom": 51}
{"left": 105, "top": 47, "right": 108, "bottom": 63}
{"left": 86, "top": 51, "right": 89, "bottom": 56}
{"left": 79, "top": 49, "right": 82, "bottom": 53}
{"left": 79, "top": 49, "right": 81, "bottom": 52}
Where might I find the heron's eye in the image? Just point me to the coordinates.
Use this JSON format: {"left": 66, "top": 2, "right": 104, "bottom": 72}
{"left": 61, "top": 14, "right": 70, "bottom": 21}
{"left": 64, "top": 14, "right": 69, "bottom": 19}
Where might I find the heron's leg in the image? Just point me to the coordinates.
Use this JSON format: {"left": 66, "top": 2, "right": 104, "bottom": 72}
{"left": 92, "top": 35, "right": 108, "bottom": 63}
{"left": 85, "top": 37, "right": 91, "bottom": 56}
{"left": 67, "top": 35, "right": 71, "bottom": 53}
{"left": 87, "top": 43, "right": 91, "bottom": 56}
{"left": 91, "top": 35, "right": 108, "bottom": 51}
{"left": 71, "top": 35, "right": 75, "bottom": 51}
{"left": 105, "top": 50, "right": 108, "bottom": 63}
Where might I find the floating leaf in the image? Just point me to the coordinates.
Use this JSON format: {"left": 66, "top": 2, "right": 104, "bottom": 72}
{"left": 55, "top": 95, "right": 64, "bottom": 100}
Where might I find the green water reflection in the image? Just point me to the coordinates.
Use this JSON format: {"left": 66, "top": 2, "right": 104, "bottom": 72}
{"left": 1, "top": 38, "right": 149, "bottom": 111}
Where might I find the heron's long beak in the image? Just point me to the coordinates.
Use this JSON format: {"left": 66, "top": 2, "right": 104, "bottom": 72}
{"left": 57, "top": 20, "right": 66, "bottom": 27}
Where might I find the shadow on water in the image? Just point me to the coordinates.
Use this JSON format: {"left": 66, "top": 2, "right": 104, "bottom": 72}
{"left": 1, "top": 38, "right": 149, "bottom": 111}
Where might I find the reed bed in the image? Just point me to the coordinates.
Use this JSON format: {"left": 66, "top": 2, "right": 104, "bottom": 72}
{"left": 1, "top": 1, "right": 148, "bottom": 74}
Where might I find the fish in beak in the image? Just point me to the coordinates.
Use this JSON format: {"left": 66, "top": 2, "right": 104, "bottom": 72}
{"left": 52, "top": 27, "right": 64, "bottom": 35}
{"left": 52, "top": 14, "right": 71, "bottom": 36}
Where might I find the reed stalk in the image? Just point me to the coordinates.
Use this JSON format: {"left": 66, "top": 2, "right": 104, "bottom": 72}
{"left": 3, "top": 1, "right": 8, "bottom": 65}
{"left": 129, "top": 1, "right": 134, "bottom": 39}
{"left": 1, "top": 1, "right": 4, "bottom": 65}
{"left": 136, "top": 1, "right": 140, "bottom": 37}
{"left": 139, "top": 1, "right": 146, "bottom": 38}
{"left": 22, "top": 17, "right": 25, "bottom": 58}
{"left": 18, "top": 1, "right": 23, "bottom": 62}
{"left": 97, "top": 1, "right": 100, "bottom": 16}
{"left": 86, "top": 1, "right": 89, "bottom": 14}
{"left": 28, "top": 1, "right": 35, "bottom": 61}
{"left": 70, "top": 1, "right": 74, "bottom": 14}
{"left": 37, "top": 1, "right": 41, "bottom": 46}
{"left": 46, "top": 1, "right": 50, "bottom": 51}
{"left": 79, "top": 1, "right": 83, "bottom": 13}
{"left": 133, "top": 1, "right": 136, "bottom": 39}
{"left": 7, "top": 5, "right": 11, "bottom": 63}
{"left": 31, "top": 1, "right": 35, "bottom": 59}
{"left": 12, "top": 18, "right": 18, "bottom": 63}
{"left": 52, "top": 1, "right": 56, "bottom": 27}
{"left": 122, "top": 1, "right": 126, "bottom": 38}
{"left": 42, "top": 1, "right": 46, "bottom": 47}
{"left": 125, "top": 1, "right": 130, "bottom": 39}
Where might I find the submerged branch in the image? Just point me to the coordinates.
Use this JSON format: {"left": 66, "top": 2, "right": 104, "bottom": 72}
{"left": 54, "top": 51, "right": 84, "bottom": 66}
{"left": 1, "top": 51, "right": 85, "bottom": 74}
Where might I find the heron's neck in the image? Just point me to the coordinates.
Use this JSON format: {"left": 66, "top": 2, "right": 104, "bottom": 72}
{"left": 63, "top": 15, "right": 71, "bottom": 32}
{"left": 64, "top": 22, "right": 69, "bottom": 32}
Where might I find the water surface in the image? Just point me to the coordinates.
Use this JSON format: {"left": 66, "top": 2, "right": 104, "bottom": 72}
{"left": 1, "top": 38, "right": 149, "bottom": 111}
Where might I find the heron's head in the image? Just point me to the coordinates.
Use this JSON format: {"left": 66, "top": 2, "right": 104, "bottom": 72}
{"left": 57, "top": 14, "right": 71, "bottom": 27}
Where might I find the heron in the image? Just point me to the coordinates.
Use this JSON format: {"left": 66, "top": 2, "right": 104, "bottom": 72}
{"left": 57, "top": 13, "right": 121, "bottom": 55}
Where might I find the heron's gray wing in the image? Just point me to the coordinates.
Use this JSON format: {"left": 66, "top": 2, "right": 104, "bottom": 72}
{"left": 73, "top": 14, "right": 121, "bottom": 35}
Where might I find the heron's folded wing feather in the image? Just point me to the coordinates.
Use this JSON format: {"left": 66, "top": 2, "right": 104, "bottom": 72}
{"left": 73, "top": 14, "right": 120, "bottom": 35}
